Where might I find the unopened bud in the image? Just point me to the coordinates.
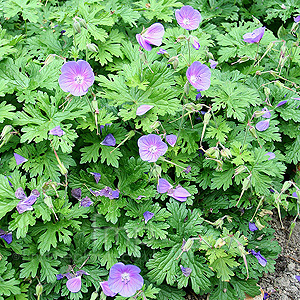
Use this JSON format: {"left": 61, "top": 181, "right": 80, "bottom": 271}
{"left": 176, "top": 35, "right": 187, "bottom": 42}
{"left": 172, "top": 57, "right": 179, "bottom": 70}
{"left": 220, "top": 148, "right": 232, "bottom": 159}
{"left": 44, "top": 195, "right": 54, "bottom": 209}
{"left": 182, "top": 238, "right": 194, "bottom": 252}
{"left": 216, "top": 160, "right": 223, "bottom": 171}
{"left": 150, "top": 164, "right": 161, "bottom": 178}
{"left": 214, "top": 238, "right": 226, "bottom": 248}
{"left": 139, "top": 50, "right": 147, "bottom": 63}
{"left": 73, "top": 20, "right": 81, "bottom": 33}
{"left": 234, "top": 165, "right": 246, "bottom": 176}
{"left": 44, "top": 54, "right": 55, "bottom": 66}
{"left": 78, "top": 18, "right": 88, "bottom": 29}
{"left": 90, "top": 292, "right": 99, "bottom": 300}
{"left": 203, "top": 112, "right": 211, "bottom": 124}
{"left": 275, "top": 80, "right": 284, "bottom": 89}
{"left": 91, "top": 100, "right": 99, "bottom": 112}
{"left": 242, "top": 175, "right": 252, "bottom": 191}
{"left": 0, "top": 125, "right": 13, "bottom": 148}
{"left": 255, "top": 218, "right": 265, "bottom": 230}
{"left": 190, "top": 36, "right": 200, "bottom": 50}
{"left": 253, "top": 110, "right": 268, "bottom": 118}
{"left": 58, "top": 163, "right": 68, "bottom": 176}
{"left": 249, "top": 125, "right": 257, "bottom": 138}
{"left": 281, "top": 181, "right": 292, "bottom": 192}
{"left": 206, "top": 147, "right": 219, "bottom": 159}
{"left": 36, "top": 283, "right": 43, "bottom": 297}
{"left": 184, "top": 81, "right": 189, "bottom": 95}
{"left": 264, "top": 87, "right": 271, "bottom": 97}
{"left": 87, "top": 43, "right": 98, "bottom": 52}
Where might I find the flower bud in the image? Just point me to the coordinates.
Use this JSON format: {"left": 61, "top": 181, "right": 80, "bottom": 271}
{"left": 255, "top": 218, "right": 265, "bottom": 230}
{"left": 36, "top": 283, "right": 43, "bottom": 298}
{"left": 253, "top": 110, "right": 268, "bottom": 118}
{"left": 58, "top": 163, "right": 68, "bottom": 176}
{"left": 73, "top": 20, "right": 81, "bottom": 33}
{"left": 86, "top": 43, "right": 98, "bottom": 52}
{"left": 220, "top": 148, "right": 232, "bottom": 159}
{"left": 281, "top": 181, "right": 292, "bottom": 193}
{"left": 234, "top": 165, "right": 246, "bottom": 176}
{"left": 91, "top": 99, "right": 99, "bottom": 112}
{"left": 139, "top": 50, "right": 147, "bottom": 63}
{"left": 216, "top": 160, "right": 223, "bottom": 171}
{"left": 182, "top": 238, "right": 194, "bottom": 252}
{"left": 90, "top": 292, "right": 99, "bottom": 300}
{"left": 248, "top": 125, "right": 257, "bottom": 138}
{"left": 184, "top": 81, "right": 189, "bottom": 95}
{"left": 203, "top": 112, "right": 211, "bottom": 124}
{"left": 44, "top": 195, "right": 54, "bottom": 209}
{"left": 275, "top": 80, "right": 284, "bottom": 89}
{"left": 172, "top": 57, "right": 179, "bottom": 70}
{"left": 264, "top": 87, "right": 270, "bottom": 97}
{"left": 176, "top": 35, "right": 187, "bottom": 42}
{"left": 150, "top": 164, "right": 161, "bottom": 178}
{"left": 214, "top": 238, "right": 226, "bottom": 248}
{"left": 242, "top": 175, "right": 252, "bottom": 191}
{"left": 206, "top": 147, "right": 219, "bottom": 159}
{"left": 190, "top": 36, "right": 200, "bottom": 50}
{"left": 0, "top": 125, "right": 13, "bottom": 148}
{"left": 78, "top": 18, "right": 88, "bottom": 29}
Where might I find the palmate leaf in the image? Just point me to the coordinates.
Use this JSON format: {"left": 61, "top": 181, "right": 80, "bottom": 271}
{"left": 156, "top": 284, "right": 186, "bottom": 300}
{"left": 4, "top": 0, "right": 40, "bottom": 22}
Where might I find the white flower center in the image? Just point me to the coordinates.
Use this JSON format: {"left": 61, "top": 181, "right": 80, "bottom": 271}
{"left": 183, "top": 18, "right": 190, "bottom": 25}
{"left": 121, "top": 272, "right": 130, "bottom": 284}
{"left": 190, "top": 75, "right": 198, "bottom": 83}
{"left": 148, "top": 145, "right": 157, "bottom": 153}
{"left": 75, "top": 75, "right": 84, "bottom": 84}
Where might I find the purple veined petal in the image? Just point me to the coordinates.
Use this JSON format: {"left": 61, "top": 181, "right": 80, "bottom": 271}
{"left": 172, "top": 186, "right": 191, "bottom": 199}
{"left": 4, "top": 176, "right": 13, "bottom": 187}
{"left": 157, "top": 48, "right": 168, "bottom": 54}
{"left": 66, "top": 276, "right": 82, "bottom": 293}
{"left": 243, "top": 27, "right": 265, "bottom": 43}
{"left": 138, "top": 134, "right": 168, "bottom": 162}
{"left": 110, "top": 189, "right": 119, "bottom": 199}
{"left": 261, "top": 108, "right": 271, "bottom": 118}
{"left": 90, "top": 172, "right": 101, "bottom": 184}
{"left": 143, "top": 211, "right": 154, "bottom": 224}
{"left": 186, "top": 61, "right": 211, "bottom": 91}
{"left": 251, "top": 250, "right": 267, "bottom": 267}
{"left": 136, "top": 34, "right": 152, "bottom": 51}
{"left": 190, "top": 36, "right": 200, "bottom": 50}
{"left": 209, "top": 59, "right": 218, "bottom": 69}
{"left": 14, "top": 153, "right": 28, "bottom": 165}
{"left": 143, "top": 23, "right": 165, "bottom": 47}
{"left": 100, "top": 281, "right": 118, "bottom": 297}
{"left": 292, "top": 192, "right": 298, "bottom": 199}
{"left": 16, "top": 201, "right": 34, "bottom": 214}
{"left": 59, "top": 60, "right": 94, "bottom": 97}
{"left": 265, "top": 152, "right": 275, "bottom": 160}
{"left": 23, "top": 194, "right": 38, "bottom": 206}
{"left": 255, "top": 119, "right": 270, "bottom": 132}
{"left": 249, "top": 222, "right": 258, "bottom": 232}
{"left": 295, "top": 275, "right": 300, "bottom": 282}
{"left": 180, "top": 265, "right": 192, "bottom": 277}
{"left": 196, "top": 92, "right": 202, "bottom": 100}
{"left": 118, "top": 273, "right": 144, "bottom": 297}
{"left": 80, "top": 197, "right": 93, "bottom": 207}
{"left": 136, "top": 105, "right": 154, "bottom": 116}
{"left": 166, "top": 134, "right": 177, "bottom": 147}
{"left": 71, "top": 188, "right": 82, "bottom": 200}
{"left": 90, "top": 189, "right": 101, "bottom": 197}
{"left": 294, "top": 16, "right": 300, "bottom": 23}
{"left": 15, "top": 187, "right": 27, "bottom": 200}
{"left": 276, "top": 100, "right": 288, "bottom": 107}
{"left": 108, "top": 262, "right": 125, "bottom": 279}
{"left": 49, "top": 125, "right": 65, "bottom": 137}
{"left": 157, "top": 178, "right": 173, "bottom": 193}
{"left": 101, "top": 133, "right": 116, "bottom": 146}
{"left": 184, "top": 166, "right": 192, "bottom": 174}
{"left": 0, "top": 232, "right": 12, "bottom": 244}
{"left": 64, "top": 272, "right": 73, "bottom": 280}
{"left": 175, "top": 5, "right": 201, "bottom": 30}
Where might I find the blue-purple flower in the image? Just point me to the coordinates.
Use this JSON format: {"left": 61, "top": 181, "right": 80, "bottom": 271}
{"left": 143, "top": 211, "right": 154, "bottom": 224}
{"left": 157, "top": 178, "right": 191, "bottom": 202}
{"left": 209, "top": 59, "right": 218, "bottom": 69}
{"left": 186, "top": 61, "right": 211, "bottom": 91}
{"left": 276, "top": 100, "right": 287, "bottom": 107}
{"left": 250, "top": 250, "right": 267, "bottom": 267}
{"left": 14, "top": 153, "right": 28, "bottom": 165}
{"left": 265, "top": 152, "right": 275, "bottom": 160}
{"left": 80, "top": 196, "right": 93, "bottom": 207}
{"left": 101, "top": 133, "right": 116, "bottom": 146}
{"left": 107, "top": 262, "right": 144, "bottom": 297}
{"left": 90, "top": 187, "right": 119, "bottom": 199}
{"left": 243, "top": 27, "right": 265, "bottom": 43}
{"left": 294, "top": 16, "right": 300, "bottom": 23}
{"left": 256, "top": 119, "right": 270, "bottom": 132}
{"left": 100, "top": 281, "right": 117, "bottom": 297}
{"left": 49, "top": 126, "right": 65, "bottom": 137}
{"left": 59, "top": 60, "right": 95, "bottom": 97}
{"left": 15, "top": 187, "right": 40, "bottom": 214}
{"left": 190, "top": 36, "right": 200, "bottom": 50}
{"left": 296, "top": 275, "right": 300, "bottom": 282}
{"left": 175, "top": 6, "right": 201, "bottom": 30}
{"left": 138, "top": 134, "right": 168, "bottom": 162}
{"left": 166, "top": 134, "right": 177, "bottom": 147}
{"left": 71, "top": 188, "right": 82, "bottom": 200}
{"left": 90, "top": 172, "right": 101, "bottom": 184}
{"left": 136, "top": 23, "right": 165, "bottom": 51}
{"left": 57, "top": 270, "right": 89, "bottom": 293}
{"left": 0, "top": 229, "right": 12, "bottom": 244}
{"left": 136, "top": 105, "right": 154, "bottom": 116}
{"left": 157, "top": 48, "right": 168, "bottom": 55}
{"left": 261, "top": 108, "right": 271, "bottom": 118}
{"left": 249, "top": 222, "right": 258, "bottom": 232}
{"left": 180, "top": 265, "right": 192, "bottom": 277}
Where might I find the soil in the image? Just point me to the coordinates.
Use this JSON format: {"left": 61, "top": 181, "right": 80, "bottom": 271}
{"left": 185, "top": 212, "right": 300, "bottom": 300}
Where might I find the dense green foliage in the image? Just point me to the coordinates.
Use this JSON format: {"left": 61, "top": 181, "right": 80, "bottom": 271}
{"left": 0, "top": 0, "right": 300, "bottom": 299}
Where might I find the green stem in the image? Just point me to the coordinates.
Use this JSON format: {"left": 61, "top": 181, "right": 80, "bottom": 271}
{"left": 187, "top": 38, "right": 191, "bottom": 65}
{"left": 243, "top": 42, "right": 260, "bottom": 83}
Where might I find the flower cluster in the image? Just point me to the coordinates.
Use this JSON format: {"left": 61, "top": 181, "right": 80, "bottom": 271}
{"left": 15, "top": 187, "right": 40, "bottom": 214}
{"left": 90, "top": 186, "right": 119, "bottom": 199}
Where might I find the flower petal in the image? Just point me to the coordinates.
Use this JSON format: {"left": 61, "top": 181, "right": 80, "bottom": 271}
{"left": 66, "top": 277, "right": 82, "bottom": 293}
{"left": 157, "top": 178, "right": 173, "bottom": 193}
{"left": 255, "top": 119, "right": 270, "bottom": 132}
{"left": 136, "top": 105, "right": 154, "bottom": 116}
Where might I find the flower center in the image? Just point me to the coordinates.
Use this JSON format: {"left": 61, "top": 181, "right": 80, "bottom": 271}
{"left": 183, "top": 18, "right": 190, "bottom": 25}
{"left": 190, "top": 75, "right": 197, "bottom": 83}
{"left": 148, "top": 145, "right": 157, "bottom": 153}
{"left": 75, "top": 75, "right": 84, "bottom": 84}
{"left": 121, "top": 272, "right": 130, "bottom": 284}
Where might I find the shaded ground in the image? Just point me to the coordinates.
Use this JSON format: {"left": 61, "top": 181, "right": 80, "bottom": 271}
{"left": 185, "top": 212, "right": 300, "bottom": 300}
